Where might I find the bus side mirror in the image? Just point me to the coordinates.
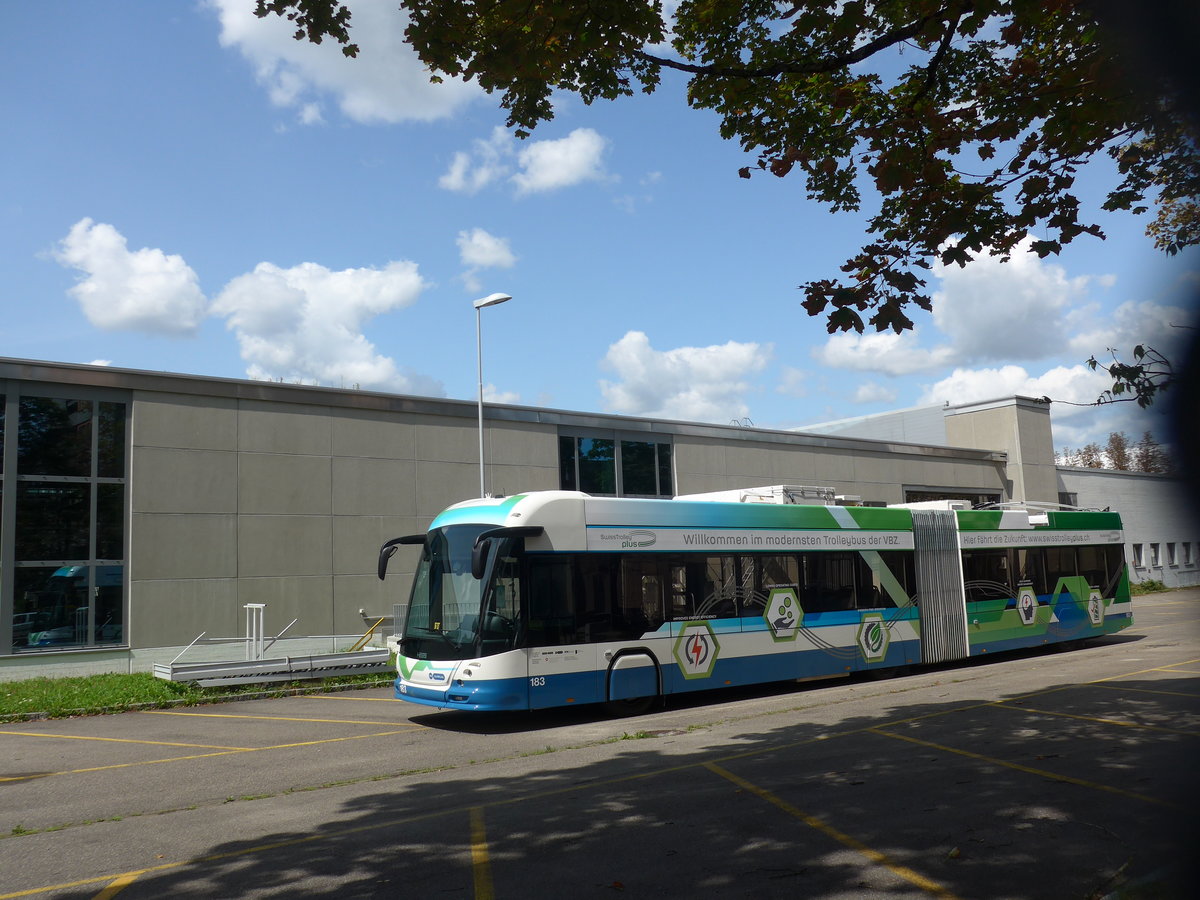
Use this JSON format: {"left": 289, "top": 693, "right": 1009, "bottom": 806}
{"left": 378, "top": 545, "right": 398, "bottom": 581}
{"left": 471, "top": 538, "right": 491, "bottom": 581}
{"left": 378, "top": 534, "right": 426, "bottom": 580}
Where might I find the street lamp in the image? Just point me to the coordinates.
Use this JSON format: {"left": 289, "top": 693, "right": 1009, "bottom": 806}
{"left": 474, "top": 292, "right": 511, "bottom": 497}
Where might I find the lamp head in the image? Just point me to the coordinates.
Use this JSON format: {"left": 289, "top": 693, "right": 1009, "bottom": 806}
{"left": 473, "top": 292, "right": 512, "bottom": 309}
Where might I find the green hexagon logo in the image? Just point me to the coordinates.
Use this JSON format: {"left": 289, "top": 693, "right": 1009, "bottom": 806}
{"left": 673, "top": 622, "right": 720, "bottom": 680}
{"left": 1017, "top": 587, "right": 1038, "bottom": 626}
{"left": 763, "top": 587, "right": 801, "bottom": 642}
{"left": 856, "top": 613, "right": 889, "bottom": 663}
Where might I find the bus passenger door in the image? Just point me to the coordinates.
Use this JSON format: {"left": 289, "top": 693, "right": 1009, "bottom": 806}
{"left": 525, "top": 558, "right": 603, "bottom": 708}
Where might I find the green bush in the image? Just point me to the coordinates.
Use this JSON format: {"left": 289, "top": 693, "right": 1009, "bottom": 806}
{"left": 1131, "top": 579, "right": 1168, "bottom": 595}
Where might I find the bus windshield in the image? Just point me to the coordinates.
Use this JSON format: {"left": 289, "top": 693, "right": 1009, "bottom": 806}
{"left": 399, "top": 525, "right": 522, "bottom": 661}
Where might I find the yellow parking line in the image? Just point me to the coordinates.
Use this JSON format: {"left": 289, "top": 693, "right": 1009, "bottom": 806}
{"left": 1092, "top": 682, "right": 1200, "bottom": 699}
{"left": 705, "top": 763, "right": 961, "bottom": 899}
{"left": 989, "top": 701, "right": 1200, "bottom": 736}
{"left": 142, "top": 710, "right": 421, "bottom": 727}
{"left": 91, "top": 872, "right": 140, "bottom": 900}
{"left": 1092, "top": 657, "right": 1200, "bottom": 682}
{"left": 470, "top": 807, "right": 495, "bottom": 900}
{"left": 871, "top": 728, "right": 1177, "bottom": 809}
{"left": 0, "top": 730, "right": 411, "bottom": 783}
{"left": 0, "top": 731, "right": 249, "bottom": 751}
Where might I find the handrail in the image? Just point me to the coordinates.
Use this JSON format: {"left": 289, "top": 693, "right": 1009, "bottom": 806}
{"left": 350, "top": 617, "right": 387, "bottom": 652}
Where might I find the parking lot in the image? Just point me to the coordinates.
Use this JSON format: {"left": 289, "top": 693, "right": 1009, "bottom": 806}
{"left": 1, "top": 591, "right": 1198, "bottom": 899}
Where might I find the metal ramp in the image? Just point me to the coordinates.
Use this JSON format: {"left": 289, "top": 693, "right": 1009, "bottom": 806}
{"left": 152, "top": 649, "right": 392, "bottom": 687}
{"left": 152, "top": 602, "right": 394, "bottom": 686}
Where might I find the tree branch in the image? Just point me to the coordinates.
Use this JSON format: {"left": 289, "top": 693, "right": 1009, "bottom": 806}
{"left": 633, "top": 6, "right": 961, "bottom": 80}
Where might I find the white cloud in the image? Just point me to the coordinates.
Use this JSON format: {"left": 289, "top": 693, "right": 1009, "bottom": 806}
{"left": 813, "top": 330, "right": 957, "bottom": 375}
{"left": 209, "top": 0, "right": 478, "bottom": 124}
{"left": 211, "top": 259, "right": 442, "bottom": 394}
{"left": 1066, "top": 299, "right": 1195, "bottom": 360}
{"left": 440, "top": 127, "right": 612, "bottom": 196}
{"left": 483, "top": 383, "right": 520, "bottom": 404}
{"left": 600, "top": 331, "right": 771, "bottom": 422}
{"left": 457, "top": 228, "right": 516, "bottom": 269}
{"left": 456, "top": 228, "right": 516, "bottom": 293}
{"left": 439, "top": 128, "right": 514, "bottom": 193}
{"left": 931, "top": 238, "right": 1098, "bottom": 361}
{"left": 853, "top": 382, "right": 898, "bottom": 404}
{"left": 54, "top": 218, "right": 207, "bottom": 335}
{"left": 512, "top": 128, "right": 610, "bottom": 194}
{"left": 918, "top": 364, "right": 1110, "bottom": 417}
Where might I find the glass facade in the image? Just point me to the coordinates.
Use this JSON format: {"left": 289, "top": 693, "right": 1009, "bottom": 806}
{"left": 2, "top": 389, "right": 128, "bottom": 654}
{"left": 558, "top": 432, "right": 673, "bottom": 497}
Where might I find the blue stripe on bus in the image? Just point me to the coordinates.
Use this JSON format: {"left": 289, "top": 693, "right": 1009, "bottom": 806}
{"left": 395, "top": 638, "right": 923, "bottom": 712}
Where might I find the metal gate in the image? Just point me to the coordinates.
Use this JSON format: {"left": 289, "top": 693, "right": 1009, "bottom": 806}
{"left": 911, "top": 509, "right": 969, "bottom": 664}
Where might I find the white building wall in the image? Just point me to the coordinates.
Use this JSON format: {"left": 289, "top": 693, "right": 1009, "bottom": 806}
{"left": 1057, "top": 467, "right": 1200, "bottom": 588}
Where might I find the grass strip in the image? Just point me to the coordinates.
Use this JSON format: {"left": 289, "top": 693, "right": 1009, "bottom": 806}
{"left": 0, "top": 671, "right": 392, "bottom": 722}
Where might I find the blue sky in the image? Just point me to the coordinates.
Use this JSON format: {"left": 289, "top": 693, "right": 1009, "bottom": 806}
{"left": 2, "top": 1, "right": 1196, "bottom": 453}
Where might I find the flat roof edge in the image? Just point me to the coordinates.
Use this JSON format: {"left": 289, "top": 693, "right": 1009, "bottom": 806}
{"left": 0, "top": 356, "right": 1007, "bottom": 462}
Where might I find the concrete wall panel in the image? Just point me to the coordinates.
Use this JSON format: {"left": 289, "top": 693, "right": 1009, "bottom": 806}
{"left": 415, "top": 421, "right": 477, "bottom": 464}
{"left": 238, "top": 401, "right": 331, "bottom": 455}
{"left": 415, "top": 460, "right": 478, "bottom": 515}
{"left": 132, "top": 392, "right": 237, "bottom": 451}
{"left": 129, "top": 578, "right": 238, "bottom": 647}
{"left": 333, "top": 456, "right": 416, "bottom": 517}
{"left": 332, "top": 409, "right": 417, "bottom": 460}
{"left": 132, "top": 447, "right": 237, "bottom": 514}
{"left": 130, "top": 513, "right": 237, "bottom": 580}
{"left": 235, "top": 575, "right": 335, "bottom": 638}
{"left": 239, "top": 453, "right": 332, "bottom": 515}
{"left": 237, "top": 515, "right": 332, "bottom": 577}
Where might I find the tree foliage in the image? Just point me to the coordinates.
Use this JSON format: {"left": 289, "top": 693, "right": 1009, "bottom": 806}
{"left": 1087, "top": 343, "right": 1176, "bottom": 408}
{"left": 1059, "top": 430, "right": 1171, "bottom": 473}
{"left": 256, "top": 0, "right": 1199, "bottom": 336}
{"left": 1104, "top": 430, "right": 1131, "bottom": 470}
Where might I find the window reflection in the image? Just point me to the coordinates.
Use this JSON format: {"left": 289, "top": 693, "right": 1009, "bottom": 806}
{"left": 16, "top": 483, "right": 90, "bottom": 560}
{"left": 558, "top": 434, "right": 673, "bottom": 497}
{"left": 5, "top": 395, "right": 128, "bottom": 652}
{"left": 19, "top": 397, "right": 93, "bottom": 476}
{"left": 578, "top": 438, "right": 615, "bottom": 495}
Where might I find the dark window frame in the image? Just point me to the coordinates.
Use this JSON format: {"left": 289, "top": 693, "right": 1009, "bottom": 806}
{"left": 1, "top": 383, "right": 130, "bottom": 654}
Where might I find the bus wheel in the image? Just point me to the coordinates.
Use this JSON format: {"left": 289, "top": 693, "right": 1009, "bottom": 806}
{"left": 604, "top": 695, "right": 655, "bottom": 717}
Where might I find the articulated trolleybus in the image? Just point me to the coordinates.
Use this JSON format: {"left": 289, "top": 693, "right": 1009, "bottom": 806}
{"left": 376, "top": 486, "right": 1131, "bottom": 713}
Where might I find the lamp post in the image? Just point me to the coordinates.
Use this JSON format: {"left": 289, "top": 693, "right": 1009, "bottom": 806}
{"left": 474, "top": 292, "right": 511, "bottom": 497}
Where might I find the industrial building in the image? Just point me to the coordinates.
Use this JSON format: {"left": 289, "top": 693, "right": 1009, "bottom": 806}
{"left": 0, "top": 357, "right": 1189, "bottom": 680}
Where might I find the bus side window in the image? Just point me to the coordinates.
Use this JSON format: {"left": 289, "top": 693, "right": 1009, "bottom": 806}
{"left": 1044, "top": 547, "right": 1078, "bottom": 587}
{"left": 962, "top": 549, "right": 1011, "bottom": 602}
{"left": 802, "top": 553, "right": 856, "bottom": 612}
{"left": 1016, "top": 548, "right": 1048, "bottom": 596}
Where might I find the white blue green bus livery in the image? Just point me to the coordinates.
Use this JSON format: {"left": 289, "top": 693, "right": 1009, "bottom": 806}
{"left": 377, "top": 488, "right": 1131, "bottom": 713}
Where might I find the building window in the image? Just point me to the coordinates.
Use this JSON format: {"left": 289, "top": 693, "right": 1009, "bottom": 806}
{"left": 1058, "top": 492, "right": 1078, "bottom": 507}
{"left": 1167, "top": 543, "right": 1177, "bottom": 566}
{"left": 1149, "top": 543, "right": 1160, "bottom": 567}
{"left": 904, "top": 489, "right": 1002, "bottom": 506}
{"left": 1184, "top": 543, "right": 1193, "bottom": 567}
{"left": 3, "top": 391, "right": 128, "bottom": 654}
{"left": 1132, "top": 544, "right": 1143, "bottom": 567}
{"left": 559, "top": 432, "right": 673, "bottom": 497}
